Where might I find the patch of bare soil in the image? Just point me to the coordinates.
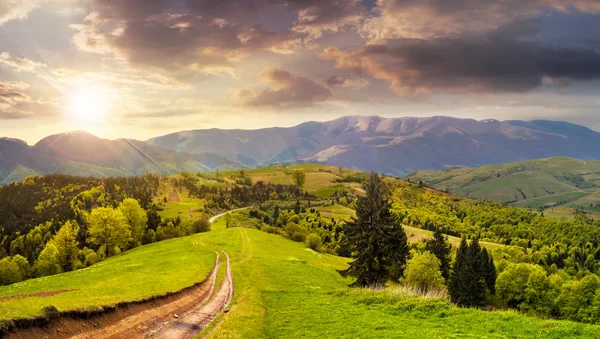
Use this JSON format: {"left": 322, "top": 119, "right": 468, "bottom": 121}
{"left": 168, "top": 191, "right": 182, "bottom": 202}
{"left": 0, "top": 289, "right": 77, "bottom": 302}
{"left": 151, "top": 252, "right": 233, "bottom": 339}
{"left": 5, "top": 254, "right": 219, "bottom": 339}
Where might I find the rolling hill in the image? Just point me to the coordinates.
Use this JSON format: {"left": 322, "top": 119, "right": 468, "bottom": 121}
{"left": 148, "top": 115, "right": 600, "bottom": 176}
{"left": 0, "top": 132, "right": 238, "bottom": 184}
{"left": 407, "top": 156, "right": 600, "bottom": 218}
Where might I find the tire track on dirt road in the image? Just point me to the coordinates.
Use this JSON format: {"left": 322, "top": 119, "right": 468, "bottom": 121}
{"left": 151, "top": 252, "right": 233, "bottom": 339}
{"left": 65, "top": 254, "right": 220, "bottom": 339}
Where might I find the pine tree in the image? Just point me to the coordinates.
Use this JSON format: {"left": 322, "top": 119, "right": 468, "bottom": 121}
{"left": 425, "top": 227, "right": 452, "bottom": 282}
{"left": 339, "top": 172, "right": 409, "bottom": 287}
{"left": 481, "top": 248, "right": 497, "bottom": 294}
{"left": 449, "top": 237, "right": 488, "bottom": 307}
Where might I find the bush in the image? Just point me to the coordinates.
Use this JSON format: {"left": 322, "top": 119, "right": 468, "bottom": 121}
{"left": 306, "top": 234, "right": 323, "bottom": 252}
{"left": 261, "top": 225, "right": 283, "bottom": 235}
{"left": 193, "top": 217, "right": 211, "bottom": 233}
{"left": 403, "top": 251, "right": 446, "bottom": 296}
{"left": 0, "top": 257, "right": 23, "bottom": 286}
{"left": 85, "top": 252, "right": 101, "bottom": 267}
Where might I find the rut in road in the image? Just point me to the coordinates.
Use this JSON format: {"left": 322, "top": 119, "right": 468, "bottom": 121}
{"left": 151, "top": 252, "right": 233, "bottom": 339}
{"left": 66, "top": 253, "right": 220, "bottom": 339}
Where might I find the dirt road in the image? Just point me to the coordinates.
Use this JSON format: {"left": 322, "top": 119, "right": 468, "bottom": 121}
{"left": 151, "top": 252, "right": 233, "bottom": 339}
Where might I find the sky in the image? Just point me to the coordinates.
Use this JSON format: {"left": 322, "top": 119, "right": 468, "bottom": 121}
{"left": 0, "top": 0, "right": 599, "bottom": 144}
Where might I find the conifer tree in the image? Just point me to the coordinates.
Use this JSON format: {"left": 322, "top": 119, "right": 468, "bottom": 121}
{"left": 339, "top": 172, "right": 409, "bottom": 287}
{"left": 481, "top": 248, "right": 497, "bottom": 294}
{"left": 449, "top": 237, "right": 488, "bottom": 307}
{"left": 425, "top": 227, "right": 452, "bottom": 281}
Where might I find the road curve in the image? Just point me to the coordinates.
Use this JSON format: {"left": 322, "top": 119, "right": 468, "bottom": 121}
{"left": 209, "top": 207, "right": 249, "bottom": 223}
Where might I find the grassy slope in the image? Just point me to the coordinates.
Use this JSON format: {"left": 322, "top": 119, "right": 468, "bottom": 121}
{"left": 408, "top": 157, "right": 600, "bottom": 219}
{"left": 220, "top": 164, "right": 365, "bottom": 196}
{"left": 2, "top": 209, "right": 600, "bottom": 337}
{"left": 0, "top": 237, "right": 216, "bottom": 321}
{"left": 203, "top": 220, "right": 600, "bottom": 338}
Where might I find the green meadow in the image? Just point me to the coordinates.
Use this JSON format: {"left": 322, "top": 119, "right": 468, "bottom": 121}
{"left": 0, "top": 237, "right": 216, "bottom": 321}
{"left": 2, "top": 207, "right": 600, "bottom": 337}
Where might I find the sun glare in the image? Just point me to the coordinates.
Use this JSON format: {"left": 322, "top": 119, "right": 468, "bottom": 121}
{"left": 67, "top": 84, "right": 112, "bottom": 125}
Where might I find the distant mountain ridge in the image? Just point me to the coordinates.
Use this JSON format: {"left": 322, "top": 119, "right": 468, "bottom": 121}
{"left": 3, "top": 115, "right": 600, "bottom": 184}
{"left": 0, "top": 131, "right": 238, "bottom": 184}
{"left": 148, "top": 116, "right": 600, "bottom": 175}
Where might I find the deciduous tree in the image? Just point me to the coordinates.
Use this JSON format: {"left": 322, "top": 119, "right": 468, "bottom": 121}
{"left": 87, "top": 207, "right": 131, "bottom": 256}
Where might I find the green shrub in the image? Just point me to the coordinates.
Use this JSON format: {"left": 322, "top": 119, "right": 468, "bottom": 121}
{"left": 306, "top": 234, "right": 323, "bottom": 252}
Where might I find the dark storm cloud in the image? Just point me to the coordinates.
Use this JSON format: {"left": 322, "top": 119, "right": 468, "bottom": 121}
{"left": 322, "top": 20, "right": 600, "bottom": 95}
{"left": 240, "top": 68, "right": 332, "bottom": 107}
{"left": 363, "top": 0, "right": 600, "bottom": 40}
{"left": 73, "top": 0, "right": 364, "bottom": 73}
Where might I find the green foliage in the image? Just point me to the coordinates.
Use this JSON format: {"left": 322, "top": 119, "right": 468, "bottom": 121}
{"left": 118, "top": 198, "right": 148, "bottom": 246}
{"left": 292, "top": 170, "right": 306, "bottom": 188}
{"left": 425, "top": 228, "right": 452, "bottom": 281}
{"left": 34, "top": 243, "right": 62, "bottom": 277}
{"left": 0, "top": 257, "right": 23, "bottom": 285}
{"left": 86, "top": 207, "right": 131, "bottom": 256}
{"left": 403, "top": 250, "right": 446, "bottom": 295}
{"left": 305, "top": 234, "right": 322, "bottom": 252}
{"left": 449, "top": 238, "right": 491, "bottom": 307}
{"left": 340, "top": 172, "right": 409, "bottom": 287}
{"left": 48, "top": 221, "right": 79, "bottom": 272}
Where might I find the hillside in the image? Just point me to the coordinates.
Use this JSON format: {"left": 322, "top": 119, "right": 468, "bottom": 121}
{"left": 3, "top": 213, "right": 600, "bottom": 338}
{"left": 407, "top": 157, "right": 600, "bottom": 218}
{"left": 148, "top": 116, "right": 600, "bottom": 176}
{"left": 0, "top": 132, "right": 238, "bottom": 184}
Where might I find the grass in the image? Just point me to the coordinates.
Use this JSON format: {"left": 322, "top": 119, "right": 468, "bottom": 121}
{"left": 219, "top": 164, "right": 364, "bottom": 194}
{"left": 314, "top": 204, "right": 356, "bottom": 220}
{"left": 408, "top": 156, "right": 600, "bottom": 219}
{"left": 3, "top": 208, "right": 600, "bottom": 337}
{"left": 201, "top": 221, "right": 600, "bottom": 338}
{"left": 403, "top": 225, "right": 505, "bottom": 250}
{"left": 0, "top": 236, "right": 216, "bottom": 321}
{"left": 157, "top": 192, "right": 206, "bottom": 221}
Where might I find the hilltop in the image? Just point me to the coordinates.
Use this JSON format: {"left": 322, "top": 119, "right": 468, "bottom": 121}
{"left": 407, "top": 156, "right": 600, "bottom": 219}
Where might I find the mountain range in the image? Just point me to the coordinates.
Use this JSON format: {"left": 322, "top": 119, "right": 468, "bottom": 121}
{"left": 0, "top": 132, "right": 237, "bottom": 185}
{"left": 148, "top": 116, "right": 600, "bottom": 175}
{"left": 3, "top": 115, "right": 600, "bottom": 184}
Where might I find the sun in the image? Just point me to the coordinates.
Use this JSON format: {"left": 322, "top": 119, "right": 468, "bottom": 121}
{"left": 67, "top": 84, "right": 112, "bottom": 125}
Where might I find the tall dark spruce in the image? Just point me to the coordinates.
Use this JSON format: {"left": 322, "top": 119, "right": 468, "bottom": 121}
{"left": 339, "top": 172, "right": 409, "bottom": 287}
{"left": 449, "top": 238, "right": 494, "bottom": 307}
{"left": 425, "top": 227, "right": 452, "bottom": 282}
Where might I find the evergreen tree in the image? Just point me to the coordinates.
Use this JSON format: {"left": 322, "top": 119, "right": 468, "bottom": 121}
{"left": 425, "top": 227, "right": 452, "bottom": 281}
{"left": 481, "top": 248, "right": 497, "bottom": 294}
{"left": 294, "top": 199, "right": 301, "bottom": 214}
{"left": 339, "top": 172, "right": 409, "bottom": 287}
{"left": 449, "top": 237, "right": 488, "bottom": 307}
{"left": 273, "top": 205, "right": 280, "bottom": 223}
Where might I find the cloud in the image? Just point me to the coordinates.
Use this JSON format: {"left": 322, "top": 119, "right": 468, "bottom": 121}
{"left": 0, "top": 81, "right": 32, "bottom": 104}
{"left": 361, "top": 0, "right": 600, "bottom": 41}
{"left": 70, "top": 0, "right": 365, "bottom": 73}
{"left": 325, "top": 75, "right": 369, "bottom": 89}
{"left": 0, "top": 0, "right": 43, "bottom": 24}
{"left": 0, "top": 52, "right": 46, "bottom": 72}
{"left": 321, "top": 24, "right": 600, "bottom": 96}
{"left": 0, "top": 81, "right": 49, "bottom": 120}
{"left": 0, "top": 0, "right": 82, "bottom": 25}
{"left": 239, "top": 68, "right": 332, "bottom": 107}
